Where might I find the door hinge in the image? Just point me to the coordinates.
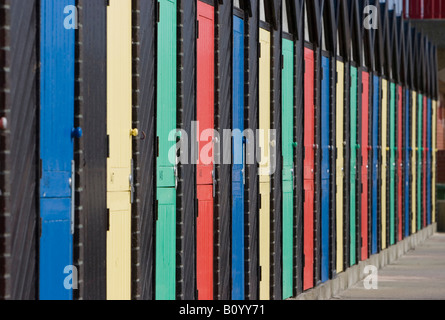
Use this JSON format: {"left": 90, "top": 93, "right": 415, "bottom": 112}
{"left": 39, "top": 217, "right": 42, "bottom": 238}
{"left": 196, "top": 20, "right": 200, "bottom": 39}
{"left": 281, "top": 54, "right": 284, "bottom": 70}
{"left": 321, "top": 67, "right": 323, "bottom": 80}
{"left": 259, "top": 194, "right": 262, "bottom": 209}
{"left": 155, "top": 200, "right": 159, "bottom": 221}
{"left": 107, "top": 135, "right": 110, "bottom": 158}
{"left": 39, "top": 158, "right": 42, "bottom": 179}
{"left": 258, "top": 42, "right": 261, "bottom": 58}
{"left": 195, "top": 198, "right": 199, "bottom": 218}
{"left": 156, "top": 1, "right": 160, "bottom": 23}
{"left": 303, "top": 191, "right": 305, "bottom": 203}
{"left": 303, "top": 254, "right": 305, "bottom": 268}
{"left": 258, "top": 266, "right": 262, "bottom": 281}
{"left": 106, "top": 0, "right": 110, "bottom": 6}
{"left": 107, "top": 209, "right": 110, "bottom": 231}
{"left": 156, "top": 136, "right": 160, "bottom": 157}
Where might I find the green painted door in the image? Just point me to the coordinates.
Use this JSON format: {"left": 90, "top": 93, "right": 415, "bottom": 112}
{"left": 417, "top": 94, "right": 423, "bottom": 231}
{"left": 350, "top": 66, "right": 357, "bottom": 266}
{"left": 282, "top": 38, "right": 295, "bottom": 299}
{"left": 156, "top": 0, "right": 177, "bottom": 300}
{"left": 389, "top": 82, "right": 396, "bottom": 245}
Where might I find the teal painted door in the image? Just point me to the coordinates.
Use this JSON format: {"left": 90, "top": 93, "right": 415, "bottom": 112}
{"left": 350, "top": 66, "right": 358, "bottom": 266}
{"left": 156, "top": 0, "right": 177, "bottom": 300}
{"left": 282, "top": 38, "right": 294, "bottom": 299}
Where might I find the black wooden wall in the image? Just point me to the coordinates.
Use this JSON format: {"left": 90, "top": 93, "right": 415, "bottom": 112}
{"left": 177, "top": 0, "right": 197, "bottom": 300}
{"left": 245, "top": 0, "right": 259, "bottom": 300}
{"left": 293, "top": 0, "right": 304, "bottom": 296}
{"left": 0, "top": 0, "right": 8, "bottom": 298}
{"left": 271, "top": 0, "right": 283, "bottom": 300}
{"left": 0, "top": 0, "right": 39, "bottom": 300}
{"left": 75, "top": 0, "right": 107, "bottom": 300}
{"left": 131, "top": 0, "right": 156, "bottom": 300}
{"left": 214, "top": 0, "right": 232, "bottom": 300}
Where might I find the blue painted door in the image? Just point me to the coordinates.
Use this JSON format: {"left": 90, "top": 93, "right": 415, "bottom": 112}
{"left": 371, "top": 75, "right": 379, "bottom": 255}
{"left": 232, "top": 15, "right": 245, "bottom": 300}
{"left": 405, "top": 89, "right": 411, "bottom": 237}
{"left": 40, "top": 0, "right": 75, "bottom": 300}
{"left": 427, "top": 98, "right": 432, "bottom": 225}
{"left": 321, "top": 56, "right": 330, "bottom": 282}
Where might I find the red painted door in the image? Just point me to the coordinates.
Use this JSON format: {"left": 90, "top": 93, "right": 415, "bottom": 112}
{"left": 397, "top": 86, "right": 403, "bottom": 241}
{"left": 361, "top": 72, "right": 369, "bottom": 260}
{"left": 442, "top": 0, "right": 445, "bottom": 18}
{"left": 435, "top": 0, "right": 442, "bottom": 18}
{"left": 303, "top": 47, "right": 315, "bottom": 290}
{"left": 424, "top": 0, "right": 434, "bottom": 18}
{"left": 197, "top": 1, "right": 214, "bottom": 300}
{"left": 410, "top": 0, "right": 423, "bottom": 19}
{"left": 423, "top": 95, "right": 427, "bottom": 228}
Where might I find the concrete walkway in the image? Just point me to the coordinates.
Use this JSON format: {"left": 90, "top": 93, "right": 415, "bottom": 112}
{"left": 332, "top": 233, "right": 445, "bottom": 300}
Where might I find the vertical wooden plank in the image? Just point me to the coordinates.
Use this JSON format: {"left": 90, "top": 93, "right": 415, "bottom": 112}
{"left": 381, "top": 79, "right": 388, "bottom": 249}
{"left": 107, "top": 0, "right": 132, "bottom": 300}
{"left": 371, "top": 75, "right": 380, "bottom": 255}
{"left": 321, "top": 56, "right": 330, "bottom": 281}
{"left": 259, "top": 28, "right": 271, "bottom": 300}
{"left": 215, "top": 0, "right": 232, "bottom": 301}
{"left": 245, "top": 0, "right": 259, "bottom": 300}
{"left": 156, "top": 0, "right": 177, "bottom": 300}
{"left": 132, "top": 0, "right": 155, "bottom": 300}
{"left": 76, "top": 0, "right": 107, "bottom": 300}
{"left": 2, "top": 0, "right": 38, "bottom": 299}
{"left": 40, "top": 0, "right": 75, "bottom": 300}
{"left": 303, "top": 47, "right": 315, "bottom": 290}
{"left": 397, "top": 85, "right": 403, "bottom": 241}
{"left": 196, "top": 1, "right": 214, "bottom": 300}
{"left": 177, "top": 0, "right": 197, "bottom": 300}
{"left": 335, "top": 60, "right": 344, "bottom": 272}
{"left": 282, "top": 38, "right": 294, "bottom": 298}
{"left": 389, "top": 82, "right": 396, "bottom": 245}
{"left": 232, "top": 13, "right": 244, "bottom": 301}
{"left": 361, "top": 71, "right": 369, "bottom": 260}
{"left": 349, "top": 66, "right": 357, "bottom": 265}
{"left": 417, "top": 94, "right": 422, "bottom": 231}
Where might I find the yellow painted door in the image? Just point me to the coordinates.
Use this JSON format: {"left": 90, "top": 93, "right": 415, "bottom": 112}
{"left": 411, "top": 91, "right": 417, "bottom": 234}
{"left": 107, "top": 0, "right": 132, "bottom": 300}
{"left": 259, "top": 28, "right": 271, "bottom": 300}
{"left": 432, "top": 100, "right": 437, "bottom": 223}
{"left": 381, "top": 79, "right": 388, "bottom": 250}
{"left": 335, "top": 61, "right": 344, "bottom": 272}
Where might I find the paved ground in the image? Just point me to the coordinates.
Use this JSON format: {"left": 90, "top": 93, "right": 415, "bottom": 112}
{"left": 332, "top": 233, "right": 445, "bottom": 300}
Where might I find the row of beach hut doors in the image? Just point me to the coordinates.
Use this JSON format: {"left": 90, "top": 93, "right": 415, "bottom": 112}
{"left": 38, "top": 0, "right": 437, "bottom": 300}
